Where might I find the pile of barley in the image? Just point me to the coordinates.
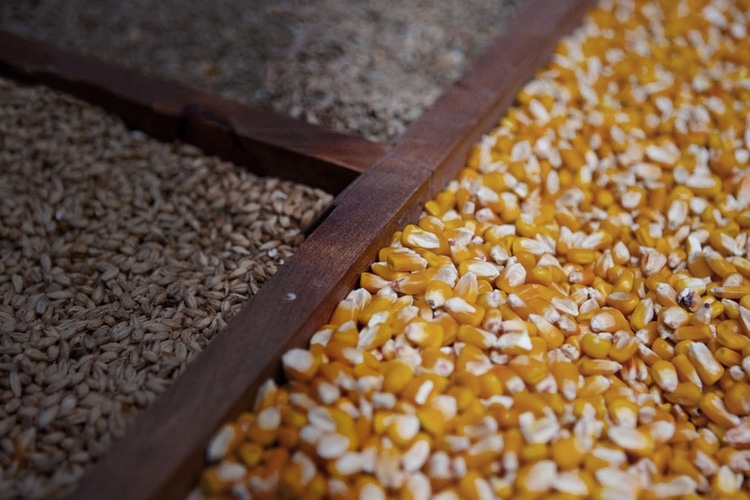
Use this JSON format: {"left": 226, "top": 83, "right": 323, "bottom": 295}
{"left": 198, "top": 0, "right": 750, "bottom": 498}
{"left": 0, "top": 77, "right": 331, "bottom": 498}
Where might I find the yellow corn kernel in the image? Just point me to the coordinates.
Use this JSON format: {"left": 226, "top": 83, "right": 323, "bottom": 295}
{"left": 416, "top": 214, "right": 445, "bottom": 236}
{"left": 630, "top": 298, "right": 655, "bottom": 331}
{"left": 360, "top": 272, "right": 389, "bottom": 293}
{"left": 420, "top": 347, "right": 454, "bottom": 377}
{"left": 330, "top": 289, "right": 370, "bottom": 326}
{"left": 670, "top": 446, "right": 705, "bottom": 485}
{"left": 392, "top": 267, "right": 438, "bottom": 295}
{"left": 714, "top": 347, "right": 742, "bottom": 367}
{"left": 716, "top": 446, "right": 749, "bottom": 471}
{"left": 565, "top": 248, "right": 598, "bottom": 266}
{"left": 579, "top": 375, "right": 611, "bottom": 397}
{"left": 423, "top": 281, "right": 452, "bottom": 310}
{"left": 530, "top": 315, "right": 564, "bottom": 350}
{"left": 651, "top": 337, "right": 674, "bottom": 361}
{"left": 358, "top": 295, "right": 396, "bottom": 326}
{"left": 701, "top": 392, "right": 741, "bottom": 429}
{"left": 457, "top": 470, "right": 497, "bottom": 498}
{"left": 650, "top": 359, "right": 678, "bottom": 393}
{"left": 415, "top": 406, "right": 449, "bottom": 440}
{"left": 607, "top": 398, "right": 639, "bottom": 427}
{"left": 607, "top": 425, "right": 655, "bottom": 457}
{"left": 509, "top": 355, "right": 548, "bottom": 386}
{"left": 519, "top": 442, "right": 549, "bottom": 463}
{"left": 280, "top": 406, "right": 308, "bottom": 430}
{"left": 605, "top": 291, "right": 639, "bottom": 315}
{"left": 705, "top": 250, "right": 739, "bottom": 279}
{"left": 358, "top": 322, "right": 392, "bottom": 350}
{"left": 713, "top": 277, "right": 750, "bottom": 299}
{"left": 404, "top": 318, "right": 444, "bottom": 349}
{"left": 507, "top": 293, "right": 532, "bottom": 320}
{"left": 650, "top": 444, "right": 673, "bottom": 475}
{"left": 385, "top": 414, "right": 421, "bottom": 448}
{"left": 673, "top": 324, "right": 713, "bottom": 343}
{"left": 451, "top": 372, "right": 480, "bottom": 402}
{"left": 200, "top": 462, "right": 246, "bottom": 495}
{"left": 723, "top": 299, "right": 741, "bottom": 320}
{"left": 444, "top": 297, "right": 486, "bottom": 327}
{"left": 282, "top": 348, "right": 322, "bottom": 382}
{"left": 550, "top": 361, "right": 579, "bottom": 401}
{"left": 402, "top": 373, "right": 446, "bottom": 406}
{"left": 687, "top": 251, "right": 713, "bottom": 279}
{"left": 481, "top": 307, "right": 503, "bottom": 333}
{"left": 455, "top": 398, "right": 487, "bottom": 430}
{"left": 370, "top": 262, "right": 408, "bottom": 285}
{"left": 247, "top": 407, "right": 281, "bottom": 446}
{"left": 608, "top": 331, "right": 639, "bottom": 363}
{"left": 527, "top": 265, "right": 554, "bottom": 286}
{"left": 672, "top": 354, "right": 703, "bottom": 389}
{"left": 729, "top": 256, "right": 750, "bottom": 278}
{"left": 589, "top": 307, "right": 630, "bottom": 333}
{"left": 329, "top": 321, "right": 360, "bottom": 346}
{"left": 434, "top": 312, "right": 459, "bottom": 346}
{"left": 353, "top": 476, "right": 386, "bottom": 499}
{"left": 382, "top": 361, "right": 414, "bottom": 394}
{"left": 455, "top": 343, "right": 491, "bottom": 376}
{"left": 548, "top": 436, "right": 584, "bottom": 471}
{"left": 496, "top": 261, "right": 528, "bottom": 295}
{"left": 664, "top": 382, "right": 702, "bottom": 407}
{"left": 723, "top": 383, "right": 750, "bottom": 416}
{"left": 581, "top": 333, "right": 613, "bottom": 361}
{"left": 578, "top": 358, "right": 622, "bottom": 376}
{"left": 278, "top": 426, "right": 301, "bottom": 449}
{"left": 457, "top": 324, "right": 495, "bottom": 350}
{"left": 687, "top": 341, "right": 725, "bottom": 386}
{"left": 236, "top": 442, "right": 263, "bottom": 468}
{"left": 402, "top": 224, "right": 448, "bottom": 253}
{"left": 385, "top": 249, "right": 428, "bottom": 273}
{"left": 511, "top": 392, "right": 549, "bottom": 418}
{"left": 711, "top": 465, "right": 744, "bottom": 496}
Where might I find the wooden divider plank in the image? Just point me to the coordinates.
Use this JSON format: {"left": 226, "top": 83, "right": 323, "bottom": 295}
{"left": 0, "top": 30, "right": 386, "bottom": 194}
{"left": 68, "top": 155, "right": 432, "bottom": 500}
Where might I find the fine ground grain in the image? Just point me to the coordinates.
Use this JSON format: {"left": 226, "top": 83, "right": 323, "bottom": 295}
{"left": 0, "top": 0, "right": 525, "bottom": 143}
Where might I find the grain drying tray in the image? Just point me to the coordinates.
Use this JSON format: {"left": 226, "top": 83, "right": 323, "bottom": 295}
{"left": 1, "top": 1, "right": 597, "bottom": 497}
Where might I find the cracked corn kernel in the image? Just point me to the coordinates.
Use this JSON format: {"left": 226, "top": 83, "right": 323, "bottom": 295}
{"left": 200, "top": 0, "right": 750, "bottom": 497}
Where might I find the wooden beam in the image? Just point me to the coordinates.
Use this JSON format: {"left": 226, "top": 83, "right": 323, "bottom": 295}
{"left": 0, "top": 30, "right": 386, "bottom": 194}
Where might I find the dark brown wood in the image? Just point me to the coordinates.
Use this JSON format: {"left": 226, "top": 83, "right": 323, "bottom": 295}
{"left": 0, "top": 30, "right": 387, "bottom": 194}
{"left": 43, "top": 0, "right": 598, "bottom": 497}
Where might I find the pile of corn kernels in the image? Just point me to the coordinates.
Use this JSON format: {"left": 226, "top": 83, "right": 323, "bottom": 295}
{"left": 196, "top": 0, "right": 750, "bottom": 498}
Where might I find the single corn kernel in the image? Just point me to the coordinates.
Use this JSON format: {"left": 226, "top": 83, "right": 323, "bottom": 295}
{"left": 723, "top": 383, "right": 750, "bottom": 416}
{"left": 701, "top": 392, "right": 741, "bottom": 429}
{"left": 651, "top": 359, "right": 679, "bottom": 393}
{"left": 581, "top": 333, "right": 612, "bottom": 359}
{"left": 664, "top": 382, "right": 702, "bottom": 407}
{"left": 687, "top": 342, "right": 725, "bottom": 386}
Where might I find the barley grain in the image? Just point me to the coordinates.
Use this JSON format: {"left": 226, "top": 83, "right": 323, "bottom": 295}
{"left": 0, "top": 76, "right": 332, "bottom": 498}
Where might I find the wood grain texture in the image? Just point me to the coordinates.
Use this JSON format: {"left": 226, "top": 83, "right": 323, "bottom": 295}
{"left": 51, "top": 0, "right": 597, "bottom": 497}
{"left": 0, "top": 30, "right": 386, "bottom": 194}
